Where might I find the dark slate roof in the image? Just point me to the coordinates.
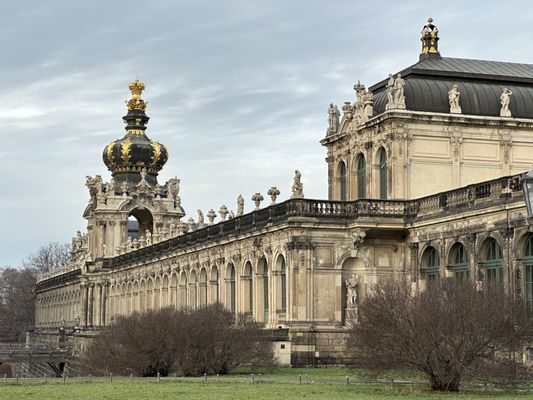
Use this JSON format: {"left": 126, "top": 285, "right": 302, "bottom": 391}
{"left": 369, "top": 56, "right": 533, "bottom": 118}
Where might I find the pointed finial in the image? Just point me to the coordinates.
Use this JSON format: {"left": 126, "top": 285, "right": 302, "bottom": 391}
{"left": 420, "top": 17, "right": 440, "bottom": 60}
{"left": 126, "top": 79, "right": 148, "bottom": 111}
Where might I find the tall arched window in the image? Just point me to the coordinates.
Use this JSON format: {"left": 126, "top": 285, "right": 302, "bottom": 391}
{"left": 337, "top": 161, "right": 347, "bottom": 201}
{"left": 421, "top": 246, "right": 439, "bottom": 280}
{"left": 256, "top": 258, "right": 269, "bottom": 323}
{"left": 356, "top": 154, "right": 366, "bottom": 199}
{"left": 226, "top": 264, "right": 236, "bottom": 313}
{"left": 199, "top": 269, "right": 208, "bottom": 307}
{"left": 189, "top": 270, "right": 197, "bottom": 309}
{"left": 243, "top": 262, "right": 253, "bottom": 315}
{"left": 210, "top": 266, "right": 219, "bottom": 304}
{"left": 481, "top": 238, "right": 502, "bottom": 284}
{"left": 449, "top": 243, "right": 469, "bottom": 281}
{"left": 276, "top": 255, "right": 287, "bottom": 313}
{"left": 378, "top": 148, "right": 388, "bottom": 199}
{"left": 524, "top": 235, "right": 533, "bottom": 309}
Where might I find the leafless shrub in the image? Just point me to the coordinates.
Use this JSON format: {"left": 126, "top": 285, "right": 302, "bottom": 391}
{"left": 348, "top": 278, "right": 533, "bottom": 392}
{"left": 83, "top": 304, "right": 272, "bottom": 377}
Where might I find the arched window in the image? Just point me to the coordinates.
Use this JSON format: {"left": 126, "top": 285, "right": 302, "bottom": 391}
{"left": 449, "top": 243, "right": 469, "bottom": 281}
{"left": 243, "top": 262, "right": 253, "bottom": 315}
{"left": 337, "top": 161, "right": 347, "bottom": 201}
{"left": 276, "top": 255, "right": 287, "bottom": 313}
{"left": 179, "top": 272, "right": 187, "bottom": 308}
{"left": 356, "top": 154, "right": 366, "bottom": 199}
{"left": 210, "top": 266, "right": 219, "bottom": 304}
{"left": 481, "top": 238, "right": 502, "bottom": 284}
{"left": 378, "top": 148, "right": 387, "bottom": 199}
{"left": 189, "top": 270, "right": 197, "bottom": 309}
{"left": 421, "top": 246, "right": 439, "bottom": 280}
{"left": 256, "top": 258, "right": 269, "bottom": 323}
{"left": 226, "top": 264, "right": 236, "bottom": 313}
{"left": 199, "top": 269, "right": 208, "bottom": 307}
{"left": 524, "top": 235, "right": 533, "bottom": 309}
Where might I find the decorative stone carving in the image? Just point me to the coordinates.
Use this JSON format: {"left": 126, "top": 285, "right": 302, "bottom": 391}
{"left": 385, "top": 74, "right": 406, "bottom": 110}
{"left": 219, "top": 205, "right": 229, "bottom": 221}
{"left": 352, "top": 81, "right": 374, "bottom": 126}
{"left": 267, "top": 187, "right": 280, "bottom": 205}
{"left": 341, "top": 101, "right": 353, "bottom": 121}
{"left": 291, "top": 170, "right": 304, "bottom": 199}
{"left": 187, "top": 218, "right": 195, "bottom": 232}
{"left": 500, "top": 88, "right": 513, "bottom": 117}
{"left": 345, "top": 274, "right": 359, "bottom": 307}
{"left": 207, "top": 209, "right": 217, "bottom": 225}
{"left": 197, "top": 210, "right": 205, "bottom": 228}
{"left": 251, "top": 193, "right": 264, "bottom": 210}
{"left": 145, "top": 230, "right": 152, "bottom": 245}
{"left": 176, "top": 222, "right": 186, "bottom": 236}
{"left": 121, "top": 181, "right": 129, "bottom": 197}
{"left": 327, "top": 103, "right": 340, "bottom": 134}
{"left": 448, "top": 84, "right": 461, "bottom": 114}
{"left": 236, "top": 195, "right": 245, "bottom": 216}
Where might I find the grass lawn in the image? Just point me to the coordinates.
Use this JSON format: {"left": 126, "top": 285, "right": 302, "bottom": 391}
{"left": 0, "top": 373, "right": 530, "bottom": 400}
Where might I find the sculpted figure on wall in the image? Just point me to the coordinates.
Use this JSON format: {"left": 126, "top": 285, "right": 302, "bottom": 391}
{"left": 345, "top": 274, "right": 360, "bottom": 307}
{"left": 500, "top": 88, "right": 513, "bottom": 117}
{"left": 291, "top": 170, "right": 304, "bottom": 199}
{"left": 236, "top": 195, "right": 245, "bottom": 216}
{"left": 327, "top": 103, "right": 340, "bottom": 134}
{"left": 448, "top": 84, "right": 462, "bottom": 114}
{"left": 385, "top": 74, "right": 406, "bottom": 110}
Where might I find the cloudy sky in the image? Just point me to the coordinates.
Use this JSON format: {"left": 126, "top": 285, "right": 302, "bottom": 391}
{"left": 2, "top": 0, "right": 532, "bottom": 266}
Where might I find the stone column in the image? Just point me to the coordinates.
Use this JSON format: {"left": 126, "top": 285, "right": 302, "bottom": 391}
{"left": 81, "top": 283, "right": 88, "bottom": 328}
{"left": 94, "top": 283, "right": 102, "bottom": 327}
{"left": 88, "top": 283, "right": 95, "bottom": 328}
{"left": 101, "top": 283, "right": 108, "bottom": 326}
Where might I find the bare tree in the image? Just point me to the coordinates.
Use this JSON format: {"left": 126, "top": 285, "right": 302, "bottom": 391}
{"left": 83, "top": 304, "right": 272, "bottom": 377}
{"left": 23, "top": 242, "right": 71, "bottom": 274}
{"left": 0, "top": 267, "right": 37, "bottom": 341}
{"left": 348, "top": 279, "right": 533, "bottom": 392}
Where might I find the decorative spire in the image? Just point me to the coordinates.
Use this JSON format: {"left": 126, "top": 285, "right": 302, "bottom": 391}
{"left": 420, "top": 17, "right": 440, "bottom": 60}
{"left": 126, "top": 79, "right": 148, "bottom": 111}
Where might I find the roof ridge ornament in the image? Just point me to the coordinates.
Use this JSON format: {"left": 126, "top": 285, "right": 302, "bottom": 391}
{"left": 420, "top": 17, "right": 441, "bottom": 60}
{"left": 126, "top": 79, "right": 148, "bottom": 111}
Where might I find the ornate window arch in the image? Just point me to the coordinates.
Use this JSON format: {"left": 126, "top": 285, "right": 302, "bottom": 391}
{"left": 377, "top": 147, "right": 387, "bottom": 199}
{"left": 337, "top": 161, "right": 347, "bottom": 201}
{"left": 479, "top": 237, "right": 503, "bottom": 284}
{"left": 449, "top": 243, "right": 469, "bottom": 281}
{"left": 355, "top": 154, "right": 366, "bottom": 199}
{"left": 421, "top": 246, "right": 439, "bottom": 280}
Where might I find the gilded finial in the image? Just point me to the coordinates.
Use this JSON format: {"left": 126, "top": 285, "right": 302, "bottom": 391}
{"left": 126, "top": 79, "right": 148, "bottom": 111}
{"left": 420, "top": 17, "right": 440, "bottom": 59}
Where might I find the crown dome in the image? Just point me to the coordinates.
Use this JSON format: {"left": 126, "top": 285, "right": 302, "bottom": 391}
{"left": 102, "top": 80, "right": 168, "bottom": 186}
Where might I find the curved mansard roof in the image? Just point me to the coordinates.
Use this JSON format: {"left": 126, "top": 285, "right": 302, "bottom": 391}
{"left": 370, "top": 56, "right": 533, "bottom": 119}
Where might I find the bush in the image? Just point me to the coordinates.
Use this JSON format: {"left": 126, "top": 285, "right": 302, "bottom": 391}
{"left": 348, "top": 279, "right": 533, "bottom": 392}
{"left": 84, "top": 304, "right": 272, "bottom": 376}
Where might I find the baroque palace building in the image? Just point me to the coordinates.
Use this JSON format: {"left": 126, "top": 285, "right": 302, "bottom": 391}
{"left": 35, "top": 19, "right": 533, "bottom": 365}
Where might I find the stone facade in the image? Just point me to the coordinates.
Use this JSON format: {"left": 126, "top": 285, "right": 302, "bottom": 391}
{"left": 34, "top": 19, "right": 533, "bottom": 366}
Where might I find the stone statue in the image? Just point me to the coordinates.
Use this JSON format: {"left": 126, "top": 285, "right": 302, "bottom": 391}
{"left": 385, "top": 74, "right": 406, "bottom": 110}
{"left": 121, "top": 181, "right": 129, "bottom": 197}
{"left": 291, "top": 170, "right": 304, "bottom": 199}
{"left": 107, "top": 178, "right": 115, "bottom": 196}
{"left": 385, "top": 74, "right": 395, "bottom": 110}
{"left": 500, "top": 88, "right": 513, "bottom": 117}
{"left": 236, "top": 195, "right": 245, "bottom": 216}
{"left": 145, "top": 230, "right": 152, "bottom": 245}
{"left": 327, "top": 103, "right": 340, "bottom": 134}
{"left": 352, "top": 81, "right": 374, "bottom": 126}
{"left": 219, "top": 205, "right": 229, "bottom": 221}
{"left": 345, "top": 274, "right": 360, "bottom": 307}
{"left": 197, "top": 210, "right": 205, "bottom": 227}
{"left": 448, "top": 84, "right": 461, "bottom": 114}
{"left": 167, "top": 177, "right": 180, "bottom": 200}
{"left": 251, "top": 193, "right": 264, "bottom": 210}
{"left": 74, "top": 314, "right": 80, "bottom": 332}
{"left": 207, "top": 209, "right": 217, "bottom": 225}
{"left": 393, "top": 74, "right": 405, "bottom": 109}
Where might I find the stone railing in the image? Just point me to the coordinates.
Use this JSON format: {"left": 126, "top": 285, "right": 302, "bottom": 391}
{"left": 36, "top": 262, "right": 80, "bottom": 284}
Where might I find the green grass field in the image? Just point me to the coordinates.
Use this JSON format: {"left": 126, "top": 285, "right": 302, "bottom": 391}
{"left": 0, "top": 368, "right": 531, "bottom": 400}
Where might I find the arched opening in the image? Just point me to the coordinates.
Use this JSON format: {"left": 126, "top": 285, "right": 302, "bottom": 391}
{"left": 189, "top": 270, "right": 197, "bottom": 309}
{"left": 199, "top": 268, "right": 208, "bottom": 307}
{"left": 226, "top": 264, "right": 236, "bottom": 313}
{"left": 154, "top": 276, "right": 161, "bottom": 309}
{"left": 449, "top": 243, "right": 469, "bottom": 281}
{"left": 378, "top": 147, "right": 388, "bottom": 199}
{"left": 421, "top": 246, "right": 439, "bottom": 281}
{"left": 139, "top": 281, "right": 146, "bottom": 312}
{"left": 256, "top": 257, "right": 269, "bottom": 323}
{"left": 210, "top": 266, "right": 219, "bottom": 304}
{"left": 523, "top": 235, "right": 533, "bottom": 309}
{"left": 179, "top": 272, "right": 187, "bottom": 308}
{"left": 480, "top": 238, "right": 503, "bottom": 284}
{"left": 243, "top": 262, "right": 253, "bottom": 316}
{"left": 356, "top": 154, "right": 366, "bottom": 199}
{"left": 275, "top": 255, "right": 287, "bottom": 314}
{"left": 146, "top": 279, "right": 153, "bottom": 310}
{"left": 127, "top": 208, "right": 154, "bottom": 240}
{"left": 170, "top": 273, "right": 178, "bottom": 308}
{"left": 337, "top": 161, "right": 347, "bottom": 201}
